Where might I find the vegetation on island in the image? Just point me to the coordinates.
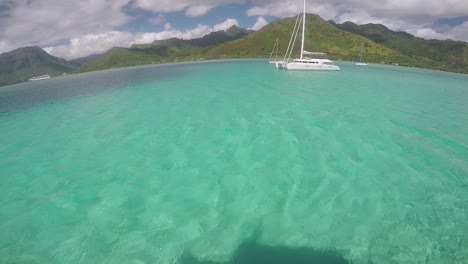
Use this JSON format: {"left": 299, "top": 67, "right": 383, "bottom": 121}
{"left": 200, "top": 15, "right": 466, "bottom": 73}
{"left": 0, "top": 16, "right": 467, "bottom": 87}
{"left": 77, "top": 25, "right": 252, "bottom": 72}
{"left": 332, "top": 21, "right": 468, "bottom": 73}
{"left": 0, "top": 46, "right": 77, "bottom": 86}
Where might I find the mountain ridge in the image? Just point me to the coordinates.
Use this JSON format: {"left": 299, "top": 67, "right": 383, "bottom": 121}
{"left": 1, "top": 18, "right": 467, "bottom": 87}
{"left": 0, "top": 46, "right": 78, "bottom": 86}
{"left": 78, "top": 25, "right": 252, "bottom": 72}
{"left": 201, "top": 15, "right": 440, "bottom": 68}
{"left": 80, "top": 15, "right": 467, "bottom": 74}
{"left": 332, "top": 21, "right": 467, "bottom": 73}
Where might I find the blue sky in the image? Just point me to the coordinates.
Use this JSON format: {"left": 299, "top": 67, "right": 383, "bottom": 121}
{"left": 0, "top": 0, "right": 467, "bottom": 59}
{"left": 118, "top": 3, "right": 266, "bottom": 32}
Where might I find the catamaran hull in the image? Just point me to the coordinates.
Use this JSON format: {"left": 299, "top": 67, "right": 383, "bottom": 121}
{"left": 285, "top": 62, "right": 340, "bottom": 71}
{"left": 271, "top": 61, "right": 285, "bottom": 69}
{"left": 28, "top": 75, "right": 51, "bottom": 81}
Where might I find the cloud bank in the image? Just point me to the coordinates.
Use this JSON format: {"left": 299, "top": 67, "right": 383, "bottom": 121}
{"left": 0, "top": 0, "right": 467, "bottom": 59}
{"left": 44, "top": 19, "right": 239, "bottom": 59}
{"left": 251, "top": 17, "right": 268, "bottom": 31}
{"left": 247, "top": 0, "right": 468, "bottom": 41}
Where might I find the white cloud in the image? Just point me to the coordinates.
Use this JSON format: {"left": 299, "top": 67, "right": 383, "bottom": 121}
{"left": 212, "top": 18, "right": 240, "bottom": 31}
{"left": 150, "top": 14, "right": 166, "bottom": 25}
{"left": 186, "top": 5, "right": 214, "bottom": 17}
{"left": 133, "top": 0, "right": 245, "bottom": 14}
{"left": 249, "top": 0, "right": 468, "bottom": 23}
{"left": 0, "top": 0, "right": 130, "bottom": 54}
{"left": 44, "top": 31, "right": 134, "bottom": 60}
{"left": 1, "top": 0, "right": 467, "bottom": 57}
{"left": 449, "top": 21, "right": 468, "bottom": 41}
{"left": 246, "top": 7, "right": 269, "bottom": 17}
{"left": 247, "top": 0, "right": 468, "bottom": 41}
{"left": 44, "top": 19, "right": 241, "bottom": 59}
{"left": 406, "top": 28, "right": 450, "bottom": 40}
{"left": 251, "top": 17, "right": 268, "bottom": 31}
{"left": 407, "top": 21, "right": 468, "bottom": 41}
{"left": 0, "top": 0, "right": 245, "bottom": 55}
{"left": 164, "top": 23, "right": 173, "bottom": 31}
{"left": 247, "top": 1, "right": 337, "bottom": 20}
{"left": 134, "top": 0, "right": 187, "bottom": 13}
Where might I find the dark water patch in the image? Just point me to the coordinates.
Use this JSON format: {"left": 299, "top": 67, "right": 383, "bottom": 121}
{"left": 179, "top": 227, "right": 352, "bottom": 264}
{"left": 0, "top": 63, "right": 193, "bottom": 114}
{"left": 180, "top": 242, "right": 351, "bottom": 264}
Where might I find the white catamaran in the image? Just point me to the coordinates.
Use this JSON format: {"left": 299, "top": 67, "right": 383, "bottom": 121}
{"left": 275, "top": 0, "right": 339, "bottom": 71}
{"left": 28, "top": 74, "right": 51, "bottom": 81}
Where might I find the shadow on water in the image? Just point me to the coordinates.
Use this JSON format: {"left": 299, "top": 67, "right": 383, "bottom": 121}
{"left": 179, "top": 227, "right": 352, "bottom": 264}
{"left": 179, "top": 242, "right": 352, "bottom": 264}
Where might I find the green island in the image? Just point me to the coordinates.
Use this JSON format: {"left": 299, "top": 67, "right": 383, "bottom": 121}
{"left": 1, "top": 14, "right": 467, "bottom": 87}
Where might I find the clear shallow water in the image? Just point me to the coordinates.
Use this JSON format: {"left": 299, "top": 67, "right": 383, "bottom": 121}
{"left": 0, "top": 60, "right": 467, "bottom": 263}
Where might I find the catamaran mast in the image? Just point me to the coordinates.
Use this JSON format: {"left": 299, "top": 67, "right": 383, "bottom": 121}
{"left": 276, "top": 37, "right": 279, "bottom": 61}
{"left": 359, "top": 43, "right": 364, "bottom": 62}
{"left": 300, "top": 0, "right": 306, "bottom": 59}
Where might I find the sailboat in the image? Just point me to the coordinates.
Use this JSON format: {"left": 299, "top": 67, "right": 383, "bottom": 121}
{"left": 355, "top": 42, "right": 368, "bottom": 66}
{"left": 268, "top": 38, "right": 280, "bottom": 64}
{"left": 277, "top": 0, "right": 339, "bottom": 71}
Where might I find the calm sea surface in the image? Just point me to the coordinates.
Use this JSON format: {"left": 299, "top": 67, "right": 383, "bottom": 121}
{"left": 1, "top": 60, "right": 467, "bottom": 263}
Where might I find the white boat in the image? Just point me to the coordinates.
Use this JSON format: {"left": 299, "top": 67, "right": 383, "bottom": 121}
{"left": 276, "top": 0, "right": 339, "bottom": 71}
{"left": 28, "top": 74, "right": 51, "bottom": 81}
{"left": 355, "top": 42, "right": 368, "bottom": 66}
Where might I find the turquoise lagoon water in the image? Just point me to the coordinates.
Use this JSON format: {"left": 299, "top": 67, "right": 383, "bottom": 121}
{"left": 0, "top": 60, "right": 467, "bottom": 263}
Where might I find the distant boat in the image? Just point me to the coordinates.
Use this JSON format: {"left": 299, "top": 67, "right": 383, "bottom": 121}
{"left": 29, "top": 74, "right": 51, "bottom": 81}
{"left": 355, "top": 43, "right": 368, "bottom": 66}
{"left": 275, "top": 0, "right": 339, "bottom": 71}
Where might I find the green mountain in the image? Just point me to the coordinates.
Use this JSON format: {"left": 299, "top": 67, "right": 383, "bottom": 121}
{"left": 332, "top": 21, "right": 468, "bottom": 73}
{"left": 203, "top": 14, "right": 465, "bottom": 73}
{"left": 70, "top": 53, "right": 104, "bottom": 66}
{"left": 132, "top": 25, "right": 252, "bottom": 49}
{"left": 203, "top": 14, "right": 389, "bottom": 60}
{"left": 79, "top": 25, "right": 252, "bottom": 72}
{"left": 1, "top": 16, "right": 466, "bottom": 87}
{"left": 81, "top": 15, "right": 467, "bottom": 74}
{"left": 0, "top": 46, "right": 78, "bottom": 86}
